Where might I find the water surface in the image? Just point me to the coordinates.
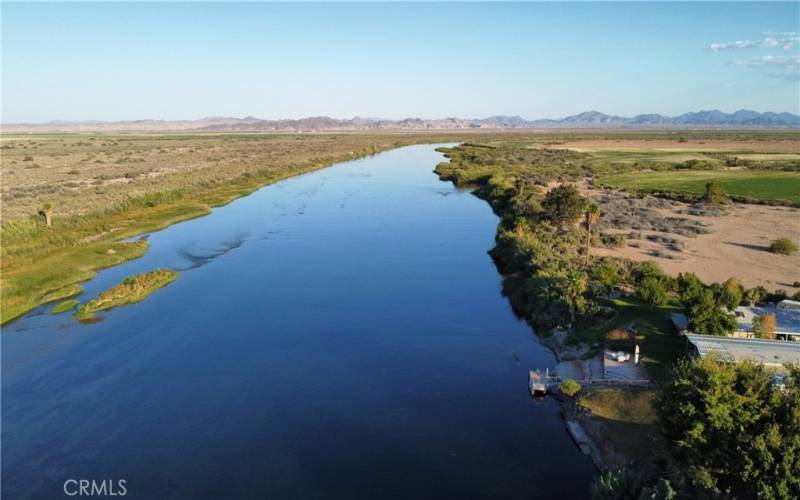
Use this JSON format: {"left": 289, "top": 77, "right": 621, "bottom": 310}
{"left": 2, "top": 145, "right": 594, "bottom": 499}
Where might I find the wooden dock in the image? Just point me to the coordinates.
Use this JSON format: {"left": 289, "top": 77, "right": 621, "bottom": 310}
{"left": 529, "top": 369, "right": 558, "bottom": 396}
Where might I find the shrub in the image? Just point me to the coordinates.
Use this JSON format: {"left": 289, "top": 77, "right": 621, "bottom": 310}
{"left": 637, "top": 276, "right": 669, "bottom": 306}
{"left": 703, "top": 181, "right": 727, "bottom": 204}
{"left": 590, "top": 468, "right": 643, "bottom": 500}
{"left": 769, "top": 238, "right": 798, "bottom": 255}
{"left": 560, "top": 378, "right": 581, "bottom": 397}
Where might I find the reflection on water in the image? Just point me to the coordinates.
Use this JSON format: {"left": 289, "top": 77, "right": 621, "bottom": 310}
{"left": 2, "top": 145, "right": 594, "bottom": 500}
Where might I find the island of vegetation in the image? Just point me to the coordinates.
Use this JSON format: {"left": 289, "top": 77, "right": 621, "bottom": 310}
{"left": 49, "top": 299, "right": 79, "bottom": 314}
{"left": 434, "top": 136, "right": 800, "bottom": 498}
{"left": 73, "top": 269, "right": 178, "bottom": 319}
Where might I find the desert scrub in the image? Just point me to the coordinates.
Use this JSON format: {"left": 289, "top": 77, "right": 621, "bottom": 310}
{"left": 769, "top": 238, "right": 798, "bottom": 255}
{"left": 49, "top": 299, "right": 79, "bottom": 314}
{"left": 74, "top": 269, "right": 178, "bottom": 319}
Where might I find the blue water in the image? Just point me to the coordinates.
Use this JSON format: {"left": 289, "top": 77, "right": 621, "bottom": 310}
{"left": 2, "top": 145, "right": 594, "bottom": 499}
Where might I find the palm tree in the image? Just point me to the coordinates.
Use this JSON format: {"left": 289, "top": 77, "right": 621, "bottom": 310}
{"left": 585, "top": 204, "right": 600, "bottom": 266}
{"left": 562, "top": 270, "right": 587, "bottom": 325}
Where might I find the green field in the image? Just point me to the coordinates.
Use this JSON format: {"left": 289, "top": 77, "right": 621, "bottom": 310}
{"left": 596, "top": 170, "right": 800, "bottom": 204}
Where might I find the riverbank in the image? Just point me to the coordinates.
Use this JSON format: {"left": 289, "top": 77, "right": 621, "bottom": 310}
{"left": 1, "top": 134, "right": 468, "bottom": 324}
{"left": 2, "top": 143, "right": 598, "bottom": 499}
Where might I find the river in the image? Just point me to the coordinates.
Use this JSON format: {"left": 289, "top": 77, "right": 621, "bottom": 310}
{"left": 2, "top": 145, "right": 595, "bottom": 499}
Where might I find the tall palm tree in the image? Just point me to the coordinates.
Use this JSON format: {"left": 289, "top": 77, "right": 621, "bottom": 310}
{"left": 585, "top": 204, "right": 600, "bottom": 266}
{"left": 563, "top": 270, "right": 587, "bottom": 325}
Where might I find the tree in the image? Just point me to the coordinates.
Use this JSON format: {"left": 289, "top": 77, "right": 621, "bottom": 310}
{"left": 557, "top": 270, "right": 587, "bottom": 324}
{"left": 687, "top": 289, "right": 736, "bottom": 336}
{"left": 584, "top": 204, "right": 600, "bottom": 266}
{"left": 677, "top": 272, "right": 705, "bottom": 307}
{"left": 38, "top": 203, "right": 52, "bottom": 227}
{"left": 752, "top": 312, "right": 777, "bottom": 340}
{"left": 769, "top": 238, "right": 798, "bottom": 256}
{"left": 703, "top": 181, "right": 727, "bottom": 204}
{"left": 720, "top": 277, "right": 743, "bottom": 310}
{"left": 592, "top": 259, "right": 623, "bottom": 293}
{"left": 654, "top": 357, "right": 800, "bottom": 498}
{"left": 744, "top": 285, "right": 768, "bottom": 306}
{"left": 542, "top": 184, "right": 586, "bottom": 228}
{"left": 637, "top": 276, "right": 669, "bottom": 306}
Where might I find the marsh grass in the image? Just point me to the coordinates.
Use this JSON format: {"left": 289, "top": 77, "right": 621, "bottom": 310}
{"left": 49, "top": 299, "right": 78, "bottom": 314}
{"left": 74, "top": 269, "right": 178, "bottom": 319}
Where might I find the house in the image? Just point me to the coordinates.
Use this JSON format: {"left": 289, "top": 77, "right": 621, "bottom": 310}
{"left": 778, "top": 299, "right": 800, "bottom": 311}
{"left": 733, "top": 302, "right": 800, "bottom": 341}
{"left": 685, "top": 334, "right": 800, "bottom": 370}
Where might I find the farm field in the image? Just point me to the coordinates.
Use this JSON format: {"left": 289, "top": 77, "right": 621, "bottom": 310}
{"left": 596, "top": 170, "right": 800, "bottom": 204}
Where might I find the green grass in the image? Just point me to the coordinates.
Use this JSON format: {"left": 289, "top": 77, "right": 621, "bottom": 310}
{"left": 579, "top": 387, "right": 661, "bottom": 465}
{"left": 49, "top": 299, "right": 79, "bottom": 314}
{"left": 596, "top": 170, "right": 800, "bottom": 204}
{"left": 74, "top": 269, "right": 178, "bottom": 319}
{"left": 574, "top": 297, "right": 684, "bottom": 383}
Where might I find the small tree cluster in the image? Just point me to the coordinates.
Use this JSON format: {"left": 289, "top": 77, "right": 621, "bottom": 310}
{"left": 654, "top": 356, "right": 800, "bottom": 498}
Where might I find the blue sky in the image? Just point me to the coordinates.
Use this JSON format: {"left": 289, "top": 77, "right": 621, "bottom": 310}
{"left": 2, "top": 2, "right": 799, "bottom": 122}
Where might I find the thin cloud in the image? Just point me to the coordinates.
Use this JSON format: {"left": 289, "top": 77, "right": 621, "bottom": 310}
{"left": 707, "top": 34, "right": 799, "bottom": 52}
{"left": 734, "top": 55, "right": 800, "bottom": 81}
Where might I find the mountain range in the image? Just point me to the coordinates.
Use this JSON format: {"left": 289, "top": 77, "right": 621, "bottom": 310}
{"left": 5, "top": 110, "right": 799, "bottom": 132}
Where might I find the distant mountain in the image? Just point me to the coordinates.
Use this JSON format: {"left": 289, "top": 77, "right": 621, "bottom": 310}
{"left": 4, "top": 110, "right": 798, "bottom": 132}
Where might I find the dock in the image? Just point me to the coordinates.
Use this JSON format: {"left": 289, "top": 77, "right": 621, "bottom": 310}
{"left": 529, "top": 369, "right": 558, "bottom": 396}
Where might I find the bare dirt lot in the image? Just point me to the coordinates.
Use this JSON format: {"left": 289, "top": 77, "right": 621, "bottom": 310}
{"left": 588, "top": 185, "right": 800, "bottom": 292}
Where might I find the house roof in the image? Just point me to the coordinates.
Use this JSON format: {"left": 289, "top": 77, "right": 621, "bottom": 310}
{"left": 686, "top": 334, "right": 800, "bottom": 368}
{"left": 734, "top": 305, "right": 800, "bottom": 336}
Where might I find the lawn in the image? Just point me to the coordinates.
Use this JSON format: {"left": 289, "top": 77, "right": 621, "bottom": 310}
{"left": 579, "top": 387, "right": 662, "bottom": 465}
{"left": 596, "top": 170, "right": 800, "bottom": 204}
{"left": 573, "top": 297, "right": 685, "bottom": 383}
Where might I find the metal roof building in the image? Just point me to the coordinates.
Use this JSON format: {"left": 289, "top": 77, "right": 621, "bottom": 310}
{"left": 734, "top": 303, "right": 800, "bottom": 340}
{"left": 686, "top": 334, "right": 800, "bottom": 369}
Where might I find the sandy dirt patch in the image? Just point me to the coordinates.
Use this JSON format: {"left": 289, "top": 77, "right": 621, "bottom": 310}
{"left": 591, "top": 196, "right": 800, "bottom": 292}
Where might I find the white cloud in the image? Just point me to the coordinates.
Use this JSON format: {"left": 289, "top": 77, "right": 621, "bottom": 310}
{"left": 707, "top": 34, "right": 799, "bottom": 52}
{"left": 708, "top": 40, "right": 756, "bottom": 51}
{"left": 735, "top": 55, "right": 800, "bottom": 81}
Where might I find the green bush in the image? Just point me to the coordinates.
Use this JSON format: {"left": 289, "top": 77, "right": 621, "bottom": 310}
{"left": 590, "top": 467, "right": 643, "bottom": 500}
{"left": 637, "top": 276, "right": 669, "bottom": 306}
{"left": 560, "top": 378, "right": 581, "bottom": 397}
{"left": 769, "top": 238, "right": 798, "bottom": 255}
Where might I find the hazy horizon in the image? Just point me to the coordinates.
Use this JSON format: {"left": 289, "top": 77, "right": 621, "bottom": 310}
{"left": 3, "top": 2, "right": 799, "bottom": 123}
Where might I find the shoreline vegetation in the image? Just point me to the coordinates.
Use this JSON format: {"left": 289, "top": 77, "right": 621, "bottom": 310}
{"left": 1, "top": 133, "right": 475, "bottom": 324}
{"left": 73, "top": 269, "right": 178, "bottom": 319}
{"left": 434, "top": 139, "right": 800, "bottom": 497}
